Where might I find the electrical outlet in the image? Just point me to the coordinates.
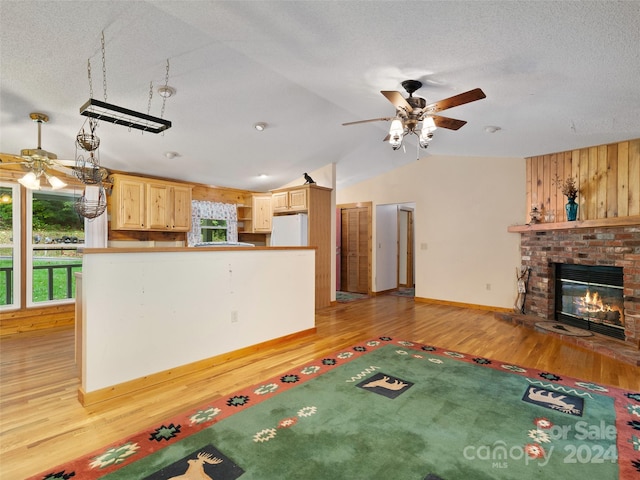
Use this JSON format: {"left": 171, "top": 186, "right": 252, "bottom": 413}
{"left": 486, "top": 283, "right": 491, "bottom": 291}
{"left": 231, "top": 310, "right": 238, "bottom": 323}
{"left": 421, "top": 243, "right": 428, "bottom": 250}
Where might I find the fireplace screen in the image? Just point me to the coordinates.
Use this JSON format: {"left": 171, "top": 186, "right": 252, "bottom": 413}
{"left": 555, "top": 264, "right": 625, "bottom": 340}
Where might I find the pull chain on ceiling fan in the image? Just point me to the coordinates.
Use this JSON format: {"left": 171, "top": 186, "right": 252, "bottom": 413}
{"left": 343, "top": 80, "right": 486, "bottom": 151}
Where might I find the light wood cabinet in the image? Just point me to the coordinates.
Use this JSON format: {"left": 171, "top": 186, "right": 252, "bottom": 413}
{"left": 237, "top": 194, "right": 273, "bottom": 233}
{"left": 272, "top": 188, "right": 307, "bottom": 213}
{"left": 111, "top": 176, "right": 146, "bottom": 230}
{"left": 253, "top": 194, "right": 272, "bottom": 232}
{"left": 111, "top": 174, "right": 192, "bottom": 231}
{"left": 271, "top": 184, "right": 332, "bottom": 309}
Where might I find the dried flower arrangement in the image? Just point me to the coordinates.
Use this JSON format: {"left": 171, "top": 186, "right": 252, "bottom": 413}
{"left": 553, "top": 174, "right": 578, "bottom": 199}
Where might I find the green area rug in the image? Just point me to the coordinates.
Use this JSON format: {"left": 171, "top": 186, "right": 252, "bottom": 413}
{"left": 31, "top": 338, "right": 640, "bottom": 479}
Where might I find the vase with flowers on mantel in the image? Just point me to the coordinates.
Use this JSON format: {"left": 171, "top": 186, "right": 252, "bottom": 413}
{"left": 565, "top": 196, "right": 578, "bottom": 221}
{"left": 554, "top": 175, "right": 579, "bottom": 222}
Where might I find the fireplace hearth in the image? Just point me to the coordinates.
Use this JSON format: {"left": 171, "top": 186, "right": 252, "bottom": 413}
{"left": 555, "top": 264, "right": 624, "bottom": 340}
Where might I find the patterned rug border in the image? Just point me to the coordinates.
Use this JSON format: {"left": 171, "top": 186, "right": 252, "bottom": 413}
{"left": 29, "top": 337, "right": 640, "bottom": 479}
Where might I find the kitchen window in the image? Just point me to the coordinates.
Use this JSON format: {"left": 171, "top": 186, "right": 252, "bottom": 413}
{"left": 200, "top": 219, "right": 228, "bottom": 242}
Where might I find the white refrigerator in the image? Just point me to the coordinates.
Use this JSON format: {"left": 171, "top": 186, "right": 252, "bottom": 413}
{"left": 270, "top": 213, "right": 308, "bottom": 246}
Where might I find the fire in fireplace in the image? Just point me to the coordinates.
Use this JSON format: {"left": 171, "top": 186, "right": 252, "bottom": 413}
{"left": 555, "top": 264, "right": 625, "bottom": 340}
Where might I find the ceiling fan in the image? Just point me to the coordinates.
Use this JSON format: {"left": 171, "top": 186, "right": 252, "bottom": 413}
{"left": 343, "top": 80, "right": 486, "bottom": 150}
{"left": 0, "top": 112, "right": 103, "bottom": 190}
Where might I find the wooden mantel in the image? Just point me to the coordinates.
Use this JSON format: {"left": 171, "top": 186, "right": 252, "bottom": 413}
{"left": 507, "top": 215, "right": 640, "bottom": 233}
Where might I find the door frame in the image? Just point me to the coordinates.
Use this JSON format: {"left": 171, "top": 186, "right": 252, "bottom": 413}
{"left": 336, "top": 202, "right": 372, "bottom": 295}
{"left": 397, "top": 207, "right": 414, "bottom": 288}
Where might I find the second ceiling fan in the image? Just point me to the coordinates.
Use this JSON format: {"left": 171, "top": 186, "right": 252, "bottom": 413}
{"left": 343, "top": 80, "right": 486, "bottom": 150}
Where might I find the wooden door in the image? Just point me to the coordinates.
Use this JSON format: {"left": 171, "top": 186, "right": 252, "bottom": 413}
{"left": 340, "top": 207, "right": 369, "bottom": 293}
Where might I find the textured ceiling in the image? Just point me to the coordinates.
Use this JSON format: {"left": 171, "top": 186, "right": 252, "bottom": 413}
{"left": 1, "top": 1, "right": 639, "bottom": 191}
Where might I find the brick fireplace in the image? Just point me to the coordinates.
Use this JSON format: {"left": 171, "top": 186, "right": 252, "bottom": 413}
{"left": 517, "top": 224, "right": 640, "bottom": 350}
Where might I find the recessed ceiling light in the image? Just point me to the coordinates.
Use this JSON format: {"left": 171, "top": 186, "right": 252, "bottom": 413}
{"left": 484, "top": 125, "right": 501, "bottom": 133}
{"left": 259, "top": 173, "right": 268, "bottom": 179}
{"left": 157, "top": 86, "right": 176, "bottom": 98}
{"left": 254, "top": 122, "right": 267, "bottom": 131}
{"left": 164, "top": 151, "right": 179, "bottom": 159}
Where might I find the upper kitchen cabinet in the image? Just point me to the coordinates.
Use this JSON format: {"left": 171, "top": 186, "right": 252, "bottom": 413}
{"left": 110, "top": 174, "right": 192, "bottom": 231}
{"left": 272, "top": 187, "right": 308, "bottom": 213}
{"left": 253, "top": 194, "right": 272, "bottom": 232}
{"left": 111, "top": 175, "right": 146, "bottom": 230}
{"left": 237, "top": 194, "right": 273, "bottom": 233}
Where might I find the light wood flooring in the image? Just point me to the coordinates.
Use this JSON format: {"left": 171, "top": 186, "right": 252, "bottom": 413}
{"left": 1, "top": 295, "right": 639, "bottom": 479}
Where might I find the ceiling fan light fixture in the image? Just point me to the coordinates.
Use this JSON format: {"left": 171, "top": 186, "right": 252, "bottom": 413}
{"left": 422, "top": 116, "right": 437, "bottom": 132}
{"left": 18, "top": 172, "right": 41, "bottom": 190}
{"left": 46, "top": 173, "right": 67, "bottom": 190}
{"left": 419, "top": 132, "right": 434, "bottom": 149}
{"left": 388, "top": 118, "right": 405, "bottom": 150}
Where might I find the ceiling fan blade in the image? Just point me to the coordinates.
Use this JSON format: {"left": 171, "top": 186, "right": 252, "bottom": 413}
{"left": 424, "top": 88, "right": 486, "bottom": 114}
{"left": 54, "top": 159, "right": 77, "bottom": 167}
{"left": 0, "top": 153, "right": 27, "bottom": 164}
{"left": 49, "top": 164, "right": 77, "bottom": 177}
{"left": 381, "top": 91, "right": 413, "bottom": 113}
{"left": 342, "top": 117, "right": 394, "bottom": 126}
{"left": 432, "top": 115, "right": 467, "bottom": 130}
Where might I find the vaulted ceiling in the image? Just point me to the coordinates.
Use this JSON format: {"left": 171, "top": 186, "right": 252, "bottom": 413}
{"left": 1, "top": 1, "right": 639, "bottom": 192}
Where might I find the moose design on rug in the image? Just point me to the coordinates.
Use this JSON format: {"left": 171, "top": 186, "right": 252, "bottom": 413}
{"left": 168, "top": 452, "right": 222, "bottom": 480}
{"left": 146, "top": 445, "right": 245, "bottom": 480}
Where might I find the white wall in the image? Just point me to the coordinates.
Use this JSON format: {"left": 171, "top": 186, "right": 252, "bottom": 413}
{"left": 375, "top": 204, "right": 398, "bottom": 292}
{"left": 81, "top": 248, "right": 316, "bottom": 393}
{"left": 337, "top": 154, "right": 526, "bottom": 309}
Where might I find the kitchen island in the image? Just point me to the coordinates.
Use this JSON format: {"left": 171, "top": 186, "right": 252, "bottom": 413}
{"left": 77, "top": 246, "right": 316, "bottom": 405}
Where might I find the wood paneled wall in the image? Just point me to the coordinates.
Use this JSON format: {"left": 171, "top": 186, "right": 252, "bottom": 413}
{"left": 526, "top": 139, "right": 640, "bottom": 222}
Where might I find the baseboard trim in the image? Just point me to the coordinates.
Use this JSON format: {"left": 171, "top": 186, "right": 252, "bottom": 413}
{"left": 372, "top": 288, "right": 395, "bottom": 296}
{"left": 415, "top": 297, "right": 512, "bottom": 313}
{"left": 78, "top": 327, "right": 317, "bottom": 406}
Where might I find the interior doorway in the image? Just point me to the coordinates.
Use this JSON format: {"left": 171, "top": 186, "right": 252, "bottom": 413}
{"left": 337, "top": 203, "right": 371, "bottom": 294}
{"left": 398, "top": 207, "right": 414, "bottom": 288}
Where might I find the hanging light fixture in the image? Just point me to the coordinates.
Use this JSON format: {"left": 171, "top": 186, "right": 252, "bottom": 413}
{"left": 15, "top": 113, "right": 68, "bottom": 190}
{"left": 343, "top": 80, "right": 486, "bottom": 153}
{"left": 17, "top": 171, "right": 41, "bottom": 190}
{"left": 17, "top": 164, "right": 67, "bottom": 190}
{"left": 418, "top": 117, "right": 437, "bottom": 149}
{"left": 388, "top": 117, "right": 405, "bottom": 150}
{"left": 45, "top": 172, "right": 67, "bottom": 190}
